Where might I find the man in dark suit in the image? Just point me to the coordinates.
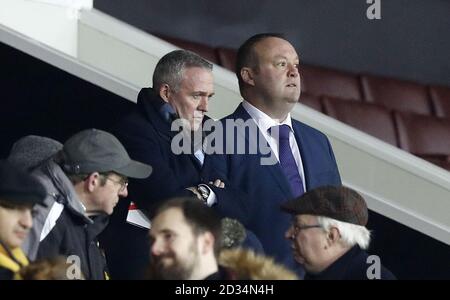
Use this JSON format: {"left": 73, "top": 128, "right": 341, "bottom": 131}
{"left": 202, "top": 33, "right": 342, "bottom": 277}
{"left": 100, "top": 50, "right": 254, "bottom": 279}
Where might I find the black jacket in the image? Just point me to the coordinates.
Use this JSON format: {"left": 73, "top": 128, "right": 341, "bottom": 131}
{"left": 108, "top": 88, "right": 247, "bottom": 217}
{"left": 37, "top": 211, "right": 109, "bottom": 280}
{"left": 101, "top": 88, "right": 249, "bottom": 279}
{"left": 0, "top": 268, "right": 14, "bottom": 280}
{"left": 33, "top": 160, "right": 109, "bottom": 280}
{"left": 304, "top": 245, "right": 396, "bottom": 280}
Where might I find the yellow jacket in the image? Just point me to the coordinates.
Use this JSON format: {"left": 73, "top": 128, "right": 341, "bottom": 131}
{"left": 0, "top": 244, "right": 29, "bottom": 280}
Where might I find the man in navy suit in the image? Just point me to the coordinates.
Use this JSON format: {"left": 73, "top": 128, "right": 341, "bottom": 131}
{"left": 100, "top": 50, "right": 257, "bottom": 279}
{"left": 203, "top": 33, "right": 341, "bottom": 277}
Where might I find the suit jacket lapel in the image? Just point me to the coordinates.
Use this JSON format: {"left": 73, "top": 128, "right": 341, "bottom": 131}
{"left": 231, "top": 104, "right": 293, "bottom": 199}
{"left": 292, "top": 121, "right": 310, "bottom": 191}
{"left": 190, "top": 152, "right": 203, "bottom": 171}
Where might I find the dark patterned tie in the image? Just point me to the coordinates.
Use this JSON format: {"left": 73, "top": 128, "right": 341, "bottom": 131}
{"left": 270, "top": 124, "right": 304, "bottom": 197}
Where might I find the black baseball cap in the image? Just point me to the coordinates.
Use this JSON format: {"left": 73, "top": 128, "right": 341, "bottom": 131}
{"left": 0, "top": 160, "right": 47, "bottom": 207}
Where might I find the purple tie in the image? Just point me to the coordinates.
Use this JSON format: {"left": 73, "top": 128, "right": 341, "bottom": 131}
{"left": 270, "top": 124, "right": 304, "bottom": 197}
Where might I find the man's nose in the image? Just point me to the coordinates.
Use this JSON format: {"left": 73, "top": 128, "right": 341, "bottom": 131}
{"left": 197, "top": 96, "right": 209, "bottom": 112}
{"left": 19, "top": 209, "right": 33, "bottom": 230}
{"left": 285, "top": 226, "right": 294, "bottom": 240}
{"left": 119, "top": 186, "right": 128, "bottom": 197}
{"left": 288, "top": 63, "right": 299, "bottom": 77}
{"left": 150, "top": 238, "right": 164, "bottom": 256}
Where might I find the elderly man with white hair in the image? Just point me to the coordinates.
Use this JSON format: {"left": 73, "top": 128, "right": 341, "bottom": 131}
{"left": 281, "top": 185, "right": 396, "bottom": 280}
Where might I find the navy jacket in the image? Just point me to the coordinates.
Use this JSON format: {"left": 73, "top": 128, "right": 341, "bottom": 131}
{"left": 101, "top": 88, "right": 253, "bottom": 279}
{"left": 37, "top": 212, "right": 109, "bottom": 280}
{"left": 304, "top": 246, "right": 396, "bottom": 280}
{"left": 0, "top": 268, "right": 13, "bottom": 280}
{"left": 203, "top": 103, "right": 341, "bottom": 276}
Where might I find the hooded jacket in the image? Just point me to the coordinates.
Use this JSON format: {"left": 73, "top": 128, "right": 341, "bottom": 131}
{"left": 25, "top": 159, "right": 109, "bottom": 280}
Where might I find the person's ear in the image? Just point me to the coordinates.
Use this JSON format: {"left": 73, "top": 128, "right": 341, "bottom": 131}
{"left": 200, "top": 232, "right": 215, "bottom": 255}
{"left": 85, "top": 172, "right": 100, "bottom": 192}
{"left": 240, "top": 67, "right": 255, "bottom": 86}
{"left": 326, "top": 227, "right": 341, "bottom": 247}
{"left": 159, "top": 84, "right": 171, "bottom": 103}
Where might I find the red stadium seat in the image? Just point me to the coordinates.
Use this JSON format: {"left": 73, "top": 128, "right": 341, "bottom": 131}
{"left": 155, "top": 34, "right": 219, "bottom": 64}
{"left": 394, "top": 112, "right": 450, "bottom": 170}
{"left": 299, "top": 93, "right": 322, "bottom": 112}
{"left": 300, "top": 64, "right": 362, "bottom": 100}
{"left": 429, "top": 85, "right": 450, "bottom": 118}
{"left": 361, "top": 74, "right": 432, "bottom": 115}
{"left": 216, "top": 47, "right": 237, "bottom": 72}
{"left": 322, "top": 96, "right": 397, "bottom": 146}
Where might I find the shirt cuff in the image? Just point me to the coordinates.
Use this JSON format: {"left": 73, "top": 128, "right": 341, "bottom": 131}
{"left": 198, "top": 184, "right": 217, "bottom": 207}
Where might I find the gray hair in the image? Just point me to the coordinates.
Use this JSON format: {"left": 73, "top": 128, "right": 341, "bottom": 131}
{"left": 152, "top": 50, "right": 213, "bottom": 92}
{"left": 317, "top": 216, "right": 371, "bottom": 250}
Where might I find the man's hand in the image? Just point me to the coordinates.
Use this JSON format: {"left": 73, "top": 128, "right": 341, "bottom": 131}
{"left": 186, "top": 187, "right": 202, "bottom": 200}
{"left": 209, "top": 179, "right": 225, "bottom": 188}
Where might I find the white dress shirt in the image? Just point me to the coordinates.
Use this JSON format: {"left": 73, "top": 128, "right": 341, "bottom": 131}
{"left": 242, "top": 101, "right": 306, "bottom": 192}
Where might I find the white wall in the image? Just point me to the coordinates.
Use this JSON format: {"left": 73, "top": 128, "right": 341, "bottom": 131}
{"left": 0, "top": 0, "right": 92, "bottom": 56}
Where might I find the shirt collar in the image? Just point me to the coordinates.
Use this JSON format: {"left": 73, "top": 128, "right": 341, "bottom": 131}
{"left": 242, "top": 101, "right": 294, "bottom": 134}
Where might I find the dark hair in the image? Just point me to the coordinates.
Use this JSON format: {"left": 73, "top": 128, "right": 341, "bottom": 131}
{"left": 152, "top": 50, "right": 213, "bottom": 92}
{"left": 235, "top": 33, "right": 287, "bottom": 94}
{"left": 154, "top": 197, "right": 222, "bottom": 257}
{"left": 0, "top": 199, "right": 34, "bottom": 210}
